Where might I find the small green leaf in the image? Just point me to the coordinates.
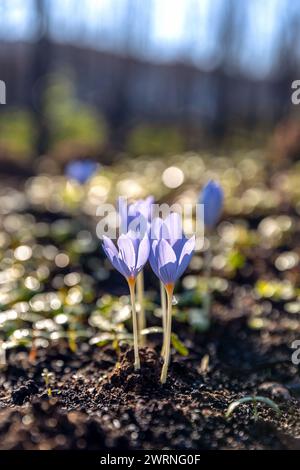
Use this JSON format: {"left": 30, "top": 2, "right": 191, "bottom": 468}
{"left": 112, "top": 338, "right": 120, "bottom": 355}
{"left": 140, "top": 326, "right": 163, "bottom": 336}
{"left": 225, "top": 395, "right": 280, "bottom": 418}
{"left": 171, "top": 333, "right": 188, "bottom": 356}
{"left": 227, "top": 250, "right": 246, "bottom": 271}
{"left": 89, "top": 332, "right": 114, "bottom": 346}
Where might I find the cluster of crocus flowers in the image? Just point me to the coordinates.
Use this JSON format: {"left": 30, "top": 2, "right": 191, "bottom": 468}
{"left": 102, "top": 205, "right": 195, "bottom": 383}
{"left": 102, "top": 180, "right": 223, "bottom": 383}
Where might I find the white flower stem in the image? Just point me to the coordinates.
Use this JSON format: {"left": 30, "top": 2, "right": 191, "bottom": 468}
{"left": 160, "top": 284, "right": 174, "bottom": 384}
{"left": 160, "top": 280, "right": 167, "bottom": 357}
{"left": 128, "top": 278, "right": 140, "bottom": 370}
{"left": 137, "top": 270, "right": 146, "bottom": 346}
{"left": 0, "top": 340, "right": 6, "bottom": 367}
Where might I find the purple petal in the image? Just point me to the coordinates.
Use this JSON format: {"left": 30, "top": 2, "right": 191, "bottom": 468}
{"left": 172, "top": 235, "right": 187, "bottom": 258}
{"left": 116, "top": 256, "right": 132, "bottom": 278}
{"left": 102, "top": 243, "right": 113, "bottom": 264}
{"left": 136, "top": 235, "right": 150, "bottom": 271}
{"left": 149, "top": 240, "right": 160, "bottom": 278}
{"left": 102, "top": 245, "right": 129, "bottom": 278}
{"left": 151, "top": 217, "right": 169, "bottom": 241}
{"left": 175, "top": 235, "right": 195, "bottom": 280}
{"left": 164, "top": 212, "right": 183, "bottom": 245}
{"left": 117, "top": 234, "right": 136, "bottom": 270}
{"left": 126, "top": 230, "right": 140, "bottom": 256}
{"left": 102, "top": 235, "right": 118, "bottom": 257}
{"left": 156, "top": 239, "right": 177, "bottom": 285}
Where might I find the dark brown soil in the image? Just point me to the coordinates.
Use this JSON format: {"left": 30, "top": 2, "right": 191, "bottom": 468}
{"left": 1, "top": 310, "right": 300, "bottom": 450}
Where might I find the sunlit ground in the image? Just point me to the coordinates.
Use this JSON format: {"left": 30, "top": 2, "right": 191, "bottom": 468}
{"left": 1, "top": 150, "right": 300, "bottom": 356}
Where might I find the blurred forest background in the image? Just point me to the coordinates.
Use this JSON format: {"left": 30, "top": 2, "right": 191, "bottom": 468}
{"left": 0, "top": 0, "right": 300, "bottom": 173}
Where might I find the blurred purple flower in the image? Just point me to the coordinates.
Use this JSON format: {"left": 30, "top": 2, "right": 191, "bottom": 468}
{"left": 130, "top": 196, "right": 154, "bottom": 222}
{"left": 102, "top": 231, "right": 150, "bottom": 282}
{"left": 149, "top": 213, "right": 195, "bottom": 290}
{"left": 65, "top": 160, "right": 98, "bottom": 184}
{"left": 199, "top": 180, "right": 224, "bottom": 228}
{"left": 118, "top": 196, "right": 154, "bottom": 233}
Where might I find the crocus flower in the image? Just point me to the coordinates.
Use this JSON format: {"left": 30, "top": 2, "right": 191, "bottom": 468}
{"left": 102, "top": 232, "right": 149, "bottom": 282}
{"left": 65, "top": 159, "right": 98, "bottom": 184}
{"left": 118, "top": 196, "right": 154, "bottom": 235}
{"left": 102, "top": 231, "right": 150, "bottom": 370}
{"left": 149, "top": 213, "right": 195, "bottom": 289}
{"left": 200, "top": 180, "right": 224, "bottom": 229}
{"left": 199, "top": 180, "right": 223, "bottom": 319}
{"left": 149, "top": 213, "right": 195, "bottom": 383}
{"left": 118, "top": 195, "right": 154, "bottom": 343}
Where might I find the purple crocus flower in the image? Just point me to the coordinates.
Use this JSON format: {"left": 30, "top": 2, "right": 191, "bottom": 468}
{"left": 102, "top": 231, "right": 150, "bottom": 370}
{"left": 149, "top": 212, "right": 195, "bottom": 384}
{"left": 118, "top": 196, "right": 154, "bottom": 347}
{"left": 149, "top": 213, "right": 195, "bottom": 292}
{"left": 65, "top": 159, "right": 98, "bottom": 184}
{"left": 200, "top": 180, "right": 224, "bottom": 229}
{"left": 102, "top": 231, "right": 150, "bottom": 283}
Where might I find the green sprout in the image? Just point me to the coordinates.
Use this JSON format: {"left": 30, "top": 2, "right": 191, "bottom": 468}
{"left": 225, "top": 396, "right": 280, "bottom": 420}
{"left": 68, "top": 328, "right": 77, "bottom": 353}
{"left": 41, "top": 368, "right": 55, "bottom": 397}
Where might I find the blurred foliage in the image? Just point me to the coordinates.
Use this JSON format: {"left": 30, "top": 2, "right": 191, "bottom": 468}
{"left": 44, "top": 76, "right": 107, "bottom": 157}
{"left": 255, "top": 279, "right": 295, "bottom": 301}
{"left": 226, "top": 249, "right": 246, "bottom": 272}
{"left": 1, "top": 145, "right": 300, "bottom": 357}
{"left": 0, "top": 109, "right": 36, "bottom": 161}
{"left": 127, "top": 124, "right": 185, "bottom": 156}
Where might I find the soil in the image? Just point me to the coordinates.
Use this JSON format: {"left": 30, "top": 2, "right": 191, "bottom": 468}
{"left": 0, "top": 308, "right": 300, "bottom": 450}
